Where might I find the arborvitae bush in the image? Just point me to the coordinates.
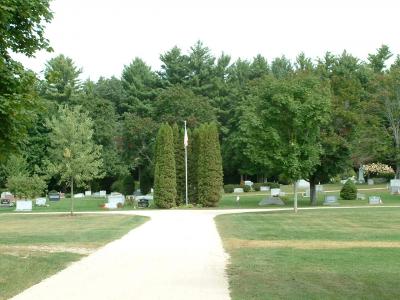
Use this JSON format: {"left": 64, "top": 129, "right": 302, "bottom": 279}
{"left": 243, "top": 185, "right": 251, "bottom": 192}
{"left": 153, "top": 124, "right": 177, "bottom": 208}
{"left": 197, "top": 123, "right": 223, "bottom": 207}
{"left": 188, "top": 128, "right": 199, "bottom": 203}
{"left": 172, "top": 123, "right": 185, "bottom": 205}
{"left": 340, "top": 180, "right": 357, "bottom": 200}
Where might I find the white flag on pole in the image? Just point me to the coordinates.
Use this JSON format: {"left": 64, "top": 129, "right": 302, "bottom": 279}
{"left": 184, "top": 121, "right": 188, "bottom": 147}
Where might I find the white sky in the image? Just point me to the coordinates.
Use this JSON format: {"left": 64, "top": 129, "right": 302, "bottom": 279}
{"left": 14, "top": 0, "right": 400, "bottom": 80}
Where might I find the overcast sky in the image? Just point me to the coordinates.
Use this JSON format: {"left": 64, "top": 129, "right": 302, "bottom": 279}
{"left": 14, "top": 0, "right": 400, "bottom": 80}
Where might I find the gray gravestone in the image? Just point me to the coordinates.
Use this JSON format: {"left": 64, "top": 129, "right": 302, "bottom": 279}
{"left": 358, "top": 165, "right": 365, "bottom": 183}
{"left": 316, "top": 184, "right": 324, "bottom": 192}
{"left": 369, "top": 196, "right": 382, "bottom": 205}
{"left": 259, "top": 197, "right": 285, "bottom": 206}
{"left": 233, "top": 188, "right": 244, "bottom": 193}
{"left": 260, "top": 186, "right": 270, "bottom": 191}
{"left": 357, "top": 193, "right": 366, "bottom": 200}
{"left": 270, "top": 188, "right": 281, "bottom": 196}
{"left": 324, "top": 195, "right": 339, "bottom": 206}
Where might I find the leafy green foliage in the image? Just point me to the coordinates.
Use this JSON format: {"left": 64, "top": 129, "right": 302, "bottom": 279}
{"left": 45, "top": 106, "right": 104, "bottom": 199}
{"left": 340, "top": 180, "right": 357, "bottom": 200}
{"left": 111, "top": 175, "right": 135, "bottom": 195}
{"left": 6, "top": 174, "right": 46, "bottom": 199}
{"left": 153, "top": 124, "right": 176, "bottom": 208}
{"left": 172, "top": 123, "right": 185, "bottom": 205}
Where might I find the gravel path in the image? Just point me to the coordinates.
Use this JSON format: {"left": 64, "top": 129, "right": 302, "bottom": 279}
{"left": 11, "top": 210, "right": 252, "bottom": 300}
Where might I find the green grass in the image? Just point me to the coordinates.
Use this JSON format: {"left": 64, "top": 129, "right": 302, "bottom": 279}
{"left": 216, "top": 208, "right": 400, "bottom": 299}
{"left": 219, "top": 183, "right": 400, "bottom": 208}
{"left": 0, "top": 214, "right": 148, "bottom": 299}
{"left": 1, "top": 184, "right": 399, "bottom": 213}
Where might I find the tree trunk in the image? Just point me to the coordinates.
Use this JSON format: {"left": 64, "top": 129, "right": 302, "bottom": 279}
{"left": 70, "top": 177, "right": 74, "bottom": 216}
{"left": 293, "top": 181, "right": 298, "bottom": 213}
{"left": 309, "top": 175, "right": 317, "bottom": 206}
{"left": 240, "top": 174, "right": 244, "bottom": 185}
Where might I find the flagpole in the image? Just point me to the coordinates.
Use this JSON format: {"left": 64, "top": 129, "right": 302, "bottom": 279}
{"left": 184, "top": 121, "right": 188, "bottom": 206}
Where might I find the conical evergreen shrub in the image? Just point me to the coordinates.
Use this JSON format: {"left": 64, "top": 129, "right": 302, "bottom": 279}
{"left": 154, "top": 124, "right": 177, "bottom": 208}
{"left": 172, "top": 123, "right": 185, "bottom": 205}
{"left": 340, "top": 180, "right": 357, "bottom": 200}
{"left": 197, "top": 123, "right": 223, "bottom": 207}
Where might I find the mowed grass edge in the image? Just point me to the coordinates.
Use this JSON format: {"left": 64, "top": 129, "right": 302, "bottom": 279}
{"left": 0, "top": 214, "right": 148, "bottom": 300}
{"left": 216, "top": 207, "right": 400, "bottom": 300}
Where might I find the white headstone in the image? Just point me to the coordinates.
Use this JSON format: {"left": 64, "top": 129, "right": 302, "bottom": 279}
{"left": 35, "top": 198, "right": 46, "bottom": 206}
{"left": 260, "top": 186, "right": 270, "bottom": 191}
{"left": 296, "top": 179, "right": 310, "bottom": 189}
{"left": 303, "top": 189, "right": 310, "bottom": 197}
{"left": 369, "top": 196, "right": 382, "bottom": 205}
{"left": 390, "top": 186, "right": 400, "bottom": 194}
{"left": 390, "top": 179, "right": 400, "bottom": 187}
{"left": 233, "top": 188, "right": 244, "bottom": 193}
{"left": 105, "top": 202, "right": 118, "bottom": 209}
{"left": 16, "top": 200, "right": 32, "bottom": 211}
{"left": 244, "top": 180, "right": 253, "bottom": 187}
{"left": 271, "top": 188, "right": 281, "bottom": 197}
{"left": 99, "top": 190, "right": 107, "bottom": 197}
{"left": 74, "top": 193, "right": 84, "bottom": 198}
{"left": 85, "top": 191, "right": 92, "bottom": 196}
{"left": 1, "top": 191, "right": 13, "bottom": 200}
{"left": 316, "top": 184, "right": 324, "bottom": 192}
{"left": 107, "top": 194, "right": 125, "bottom": 209}
{"left": 367, "top": 179, "right": 374, "bottom": 185}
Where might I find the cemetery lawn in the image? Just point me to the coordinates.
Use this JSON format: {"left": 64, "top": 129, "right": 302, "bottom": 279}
{"left": 216, "top": 207, "right": 400, "bottom": 300}
{"left": 219, "top": 183, "right": 400, "bottom": 208}
{"left": 0, "top": 214, "right": 148, "bottom": 300}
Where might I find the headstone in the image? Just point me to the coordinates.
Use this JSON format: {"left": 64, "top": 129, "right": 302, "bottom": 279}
{"left": 296, "top": 179, "right": 310, "bottom": 189}
{"left": 340, "top": 179, "right": 347, "bottom": 184}
{"left": 48, "top": 191, "right": 60, "bottom": 201}
{"left": 357, "top": 193, "right": 366, "bottom": 200}
{"left": 390, "top": 179, "right": 400, "bottom": 194}
{"left": 260, "top": 186, "right": 270, "bottom": 191}
{"left": 233, "top": 188, "right": 244, "bottom": 193}
{"left": 136, "top": 195, "right": 153, "bottom": 208}
{"left": 369, "top": 196, "right": 382, "bottom": 205}
{"left": 244, "top": 180, "right": 253, "bottom": 187}
{"left": 106, "top": 194, "right": 125, "bottom": 209}
{"left": 99, "top": 190, "right": 107, "bottom": 197}
{"left": 93, "top": 192, "right": 100, "bottom": 197}
{"left": 35, "top": 198, "right": 46, "bottom": 206}
{"left": 74, "top": 193, "right": 84, "bottom": 198}
{"left": 270, "top": 188, "right": 281, "bottom": 197}
{"left": 279, "top": 191, "right": 286, "bottom": 197}
{"left": 259, "top": 197, "right": 285, "bottom": 206}
{"left": 303, "top": 189, "right": 310, "bottom": 197}
{"left": 323, "top": 195, "right": 339, "bottom": 206}
{"left": 1, "top": 191, "right": 14, "bottom": 201}
{"left": 358, "top": 165, "right": 365, "bottom": 183}
{"left": 316, "top": 184, "right": 324, "bottom": 192}
{"left": 0, "top": 199, "right": 11, "bottom": 207}
{"left": 15, "top": 200, "right": 32, "bottom": 211}
{"left": 367, "top": 179, "right": 374, "bottom": 185}
{"left": 85, "top": 191, "right": 92, "bottom": 197}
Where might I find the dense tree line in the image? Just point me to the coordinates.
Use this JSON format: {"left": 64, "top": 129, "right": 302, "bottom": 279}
{"left": 2, "top": 2, "right": 400, "bottom": 206}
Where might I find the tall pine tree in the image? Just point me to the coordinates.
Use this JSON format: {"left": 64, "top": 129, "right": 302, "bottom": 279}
{"left": 197, "top": 123, "right": 223, "bottom": 207}
{"left": 153, "top": 124, "right": 176, "bottom": 208}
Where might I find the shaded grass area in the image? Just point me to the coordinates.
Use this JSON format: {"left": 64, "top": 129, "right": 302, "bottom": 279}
{"left": 0, "top": 214, "right": 148, "bottom": 299}
{"left": 216, "top": 208, "right": 400, "bottom": 299}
